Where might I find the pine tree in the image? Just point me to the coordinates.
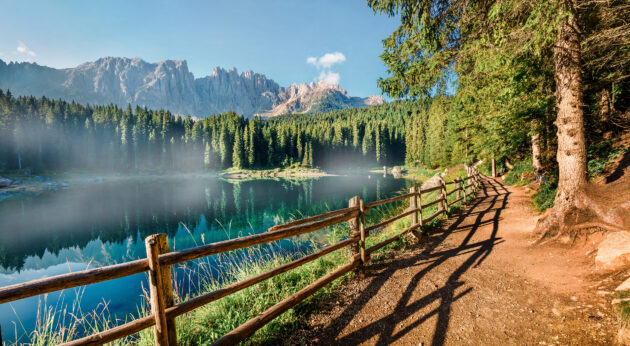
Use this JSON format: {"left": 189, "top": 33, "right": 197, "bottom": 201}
{"left": 219, "top": 126, "right": 228, "bottom": 168}
{"left": 307, "top": 142, "right": 314, "bottom": 167}
{"left": 232, "top": 129, "right": 244, "bottom": 169}
{"left": 204, "top": 141, "right": 211, "bottom": 170}
{"left": 301, "top": 142, "right": 309, "bottom": 167}
{"left": 248, "top": 123, "right": 255, "bottom": 167}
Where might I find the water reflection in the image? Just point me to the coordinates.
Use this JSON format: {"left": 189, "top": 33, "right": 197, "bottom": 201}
{"left": 0, "top": 175, "right": 407, "bottom": 341}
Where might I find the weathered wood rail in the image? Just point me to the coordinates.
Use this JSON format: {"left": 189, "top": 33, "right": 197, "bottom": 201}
{"left": 0, "top": 168, "right": 481, "bottom": 345}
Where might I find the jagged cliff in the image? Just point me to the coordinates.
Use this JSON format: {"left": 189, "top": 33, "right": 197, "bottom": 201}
{"left": 0, "top": 57, "right": 384, "bottom": 117}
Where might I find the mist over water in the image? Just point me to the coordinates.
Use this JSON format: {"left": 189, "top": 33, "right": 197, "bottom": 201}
{"left": 0, "top": 174, "right": 408, "bottom": 341}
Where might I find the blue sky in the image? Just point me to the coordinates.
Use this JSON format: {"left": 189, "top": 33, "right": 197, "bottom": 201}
{"left": 0, "top": 0, "right": 401, "bottom": 97}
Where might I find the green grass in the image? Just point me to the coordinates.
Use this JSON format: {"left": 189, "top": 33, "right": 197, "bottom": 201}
{"left": 17, "top": 172, "right": 477, "bottom": 345}
{"left": 614, "top": 291, "right": 630, "bottom": 323}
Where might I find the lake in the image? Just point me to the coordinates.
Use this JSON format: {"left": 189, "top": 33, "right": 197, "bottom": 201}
{"left": 0, "top": 174, "right": 409, "bottom": 342}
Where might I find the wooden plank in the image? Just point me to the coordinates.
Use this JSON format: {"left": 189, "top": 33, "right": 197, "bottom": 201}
{"left": 212, "top": 260, "right": 359, "bottom": 346}
{"left": 0, "top": 259, "right": 149, "bottom": 304}
{"left": 446, "top": 187, "right": 461, "bottom": 197}
{"left": 364, "top": 192, "right": 416, "bottom": 208}
{"left": 422, "top": 209, "right": 444, "bottom": 225}
{"left": 61, "top": 315, "right": 155, "bottom": 346}
{"left": 452, "top": 196, "right": 464, "bottom": 205}
{"left": 366, "top": 223, "right": 419, "bottom": 255}
{"left": 419, "top": 185, "right": 442, "bottom": 194}
{"left": 167, "top": 238, "right": 357, "bottom": 318}
{"left": 364, "top": 208, "right": 419, "bottom": 233}
{"left": 267, "top": 206, "right": 358, "bottom": 232}
{"left": 160, "top": 210, "right": 359, "bottom": 266}
{"left": 421, "top": 197, "right": 444, "bottom": 209}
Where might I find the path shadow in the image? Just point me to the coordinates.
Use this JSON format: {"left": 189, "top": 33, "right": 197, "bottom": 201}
{"left": 313, "top": 177, "right": 511, "bottom": 345}
{"left": 605, "top": 149, "right": 630, "bottom": 183}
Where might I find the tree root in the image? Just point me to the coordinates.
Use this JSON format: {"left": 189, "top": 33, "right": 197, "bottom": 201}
{"left": 533, "top": 188, "right": 630, "bottom": 245}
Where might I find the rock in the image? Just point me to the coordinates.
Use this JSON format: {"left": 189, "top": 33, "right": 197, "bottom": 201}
{"left": 0, "top": 178, "right": 12, "bottom": 188}
{"left": 421, "top": 173, "right": 445, "bottom": 190}
{"left": 391, "top": 166, "right": 404, "bottom": 178}
{"left": 616, "top": 277, "right": 630, "bottom": 292}
{"left": 619, "top": 325, "right": 630, "bottom": 345}
{"left": 612, "top": 298, "right": 630, "bottom": 305}
{"left": 596, "top": 232, "right": 630, "bottom": 271}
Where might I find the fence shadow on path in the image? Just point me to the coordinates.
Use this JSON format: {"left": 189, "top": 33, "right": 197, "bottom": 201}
{"left": 314, "top": 177, "right": 511, "bottom": 346}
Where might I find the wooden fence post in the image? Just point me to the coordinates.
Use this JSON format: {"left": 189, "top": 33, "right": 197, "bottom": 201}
{"left": 359, "top": 198, "right": 368, "bottom": 264}
{"left": 158, "top": 235, "right": 176, "bottom": 344}
{"left": 441, "top": 180, "right": 449, "bottom": 215}
{"left": 348, "top": 196, "right": 361, "bottom": 268}
{"left": 456, "top": 179, "right": 462, "bottom": 200}
{"left": 475, "top": 170, "right": 481, "bottom": 190}
{"left": 409, "top": 187, "right": 421, "bottom": 240}
{"left": 145, "top": 234, "right": 176, "bottom": 346}
{"left": 418, "top": 191, "right": 423, "bottom": 228}
{"left": 462, "top": 178, "right": 467, "bottom": 201}
{"left": 492, "top": 158, "right": 496, "bottom": 177}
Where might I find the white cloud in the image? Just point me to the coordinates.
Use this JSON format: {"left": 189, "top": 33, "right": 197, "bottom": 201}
{"left": 306, "top": 52, "right": 345, "bottom": 69}
{"left": 306, "top": 52, "right": 345, "bottom": 86}
{"left": 318, "top": 71, "right": 340, "bottom": 85}
{"left": 16, "top": 41, "right": 36, "bottom": 57}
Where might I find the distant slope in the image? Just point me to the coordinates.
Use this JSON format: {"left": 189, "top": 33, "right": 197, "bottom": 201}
{"left": 255, "top": 82, "right": 384, "bottom": 117}
{"left": 0, "top": 57, "right": 384, "bottom": 118}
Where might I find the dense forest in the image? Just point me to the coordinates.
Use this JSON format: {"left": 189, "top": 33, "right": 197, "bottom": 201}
{"left": 0, "top": 90, "right": 419, "bottom": 173}
{"left": 370, "top": 0, "right": 629, "bottom": 237}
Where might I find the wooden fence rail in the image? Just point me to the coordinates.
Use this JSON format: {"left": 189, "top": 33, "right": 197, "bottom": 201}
{"left": 0, "top": 168, "right": 481, "bottom": 346}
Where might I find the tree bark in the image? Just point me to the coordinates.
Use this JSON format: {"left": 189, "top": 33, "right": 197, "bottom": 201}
{"left": 531, "top": 133, "right": 543, "bottom": 180}
{"left": 535, "top": 0, "right": 588, "bottom": 239}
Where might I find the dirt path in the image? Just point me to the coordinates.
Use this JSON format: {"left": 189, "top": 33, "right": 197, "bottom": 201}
{"left": 288, "top": 177, "right": 618, "bottom": 345}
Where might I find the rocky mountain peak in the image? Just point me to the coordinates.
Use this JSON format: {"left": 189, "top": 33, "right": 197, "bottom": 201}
{"left": 0, "top": 57, "right": 385, "bottom": 117}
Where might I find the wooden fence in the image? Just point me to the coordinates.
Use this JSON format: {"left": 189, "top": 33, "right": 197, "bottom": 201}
{"left": 0, "top": 168, "right": 481, "bottom": 345}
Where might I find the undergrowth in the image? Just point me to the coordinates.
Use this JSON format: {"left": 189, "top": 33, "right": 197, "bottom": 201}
{"left": 586, "top": 140, "right": 628, "bottom": 178}
{"left": 614, "top": 291, "right": 630, "bottom": 323}
{"left": 502, "top": 159, "right": 534, "bottom": 186}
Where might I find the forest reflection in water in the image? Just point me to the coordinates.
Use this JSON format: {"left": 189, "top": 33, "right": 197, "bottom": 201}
{"left": 0, "top": 174, "right": 409, "bottom": 341}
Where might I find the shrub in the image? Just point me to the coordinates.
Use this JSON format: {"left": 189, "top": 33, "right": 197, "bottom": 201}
{"left": 503, "top": 159, "right": 534, "bottom": 186}
{"left": 533, "top": 174, "right": 557, "bottom": 212}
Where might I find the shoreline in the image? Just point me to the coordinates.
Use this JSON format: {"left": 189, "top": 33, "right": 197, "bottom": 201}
{"left": 0, "top": 168, "right": 335, "bottom": 201}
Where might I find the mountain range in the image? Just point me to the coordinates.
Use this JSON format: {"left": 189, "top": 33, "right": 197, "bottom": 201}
{"left": 0, "top": 57, "right": 384, "bottom": 118}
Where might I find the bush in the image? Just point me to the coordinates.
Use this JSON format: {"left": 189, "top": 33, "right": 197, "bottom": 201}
{"left": 533, "top": 174, "right": 557, "bottom": 212}
{"left": 503, "top": 159, "right": 534, "bottom": 186}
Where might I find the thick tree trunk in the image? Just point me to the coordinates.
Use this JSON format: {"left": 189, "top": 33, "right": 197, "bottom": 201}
{"left": 535, "top": 0, "right": 588, "bottom": 239}
{"left": 554, "top": 0, "right": 587, "bottom": 194}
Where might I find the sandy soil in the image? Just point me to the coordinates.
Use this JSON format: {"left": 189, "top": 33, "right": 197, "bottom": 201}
{"left": 286, "top": 177, "right": 619, "bottom": 345}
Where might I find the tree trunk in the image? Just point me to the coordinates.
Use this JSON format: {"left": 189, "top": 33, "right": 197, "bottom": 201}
{"left": 535, "top": 0, "right": 588, "bottom": 239}
{"left": 531, "top": 133, "right": 543, "bottom": 180}
{"left": 553, "top": 0, "right": 587, "bottom": 197}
